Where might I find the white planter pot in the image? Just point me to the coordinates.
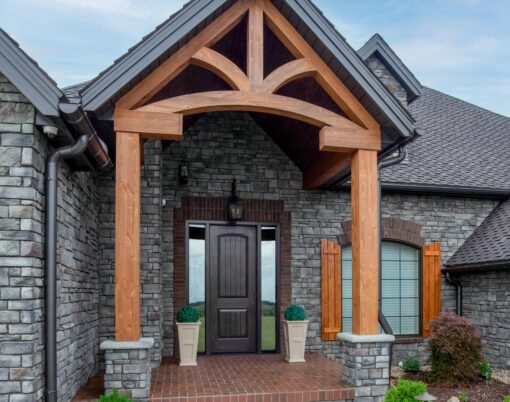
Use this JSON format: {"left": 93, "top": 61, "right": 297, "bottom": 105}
{"left": 283, "top": 320, "right": 308, "bottom": 363}
{"left": 177, "top": 322, "right": 201, "bottom": 366}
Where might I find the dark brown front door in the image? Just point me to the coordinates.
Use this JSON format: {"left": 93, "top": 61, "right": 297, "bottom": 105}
{"left": 207, "top": 225, "right": 257, "bottom": 353}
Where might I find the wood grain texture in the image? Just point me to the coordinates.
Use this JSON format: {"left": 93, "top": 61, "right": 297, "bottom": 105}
{"left": 260, "top": 0, "right": 379, "bottom": 130}
{"left": 116, "top": 0, "right": 250, "bottom": 109}
{"left": 248, "top": 4, "right": 264, "bottom": 89}
{"left": 319, "top": 126, "right": 381, "bottom": 152}
{"left": 261, "top": 58, "right": 316, "bottom": 93}
{"left": 422, "top": 243, "right": 442, "bottom": 337}
{"left": 321, "top": 239, "right": 342, "bottom": 341}
{"left": 115, "top": 132, "right": 141, "bottom": 341}
{"left": 303, "top": 153, "right": 351, "bottom": 190}
{"left": 114, "top": 109, "right": 183, "bottom": 139}
{"left": 191, "top": 47, "right": 250, "bottom": 91}
{"left": 138, "top": 91, "right": 361, "bottom": 129}
{"left": 351, "top": 150, "right": 379, "bottom": 335}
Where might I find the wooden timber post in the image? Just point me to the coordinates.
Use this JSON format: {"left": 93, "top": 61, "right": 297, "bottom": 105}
{"left": 351, "top": 149, "right": 379, "bottom": 335}
{"left": 114, "top": 132, "right": 142, "bottom": 341}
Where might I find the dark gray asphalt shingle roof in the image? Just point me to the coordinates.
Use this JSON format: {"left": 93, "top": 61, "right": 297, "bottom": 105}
{"left": 445, "top": 199, "right": 510, "bottom": 271}
{"left": 381, "top": 87, "right": 510, "bottom": 194}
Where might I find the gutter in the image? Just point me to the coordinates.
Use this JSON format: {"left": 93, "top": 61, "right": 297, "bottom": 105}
{"left": 45, "top": 104, "right": 112, "bottom": 402}
{"left": 331, "top": 127, "right": 426, "bottom": 189}
{"left": 45, "top": 135, "right": 90, "bottom": 402}
{"left": 59, "top": 103, "right": 113, "bottom": 170}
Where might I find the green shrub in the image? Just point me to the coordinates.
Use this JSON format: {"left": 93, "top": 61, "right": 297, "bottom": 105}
{"left": 480, "top": 360, "right": 492, "bottom": 380}
{"left": 503, "top": 396, "right": 510, "bottom": 402}
{"left": 99, "top": 389, "right": 133, "bottom": 402}
{"left": 402, "top": 356, "right": 421, "bottom": 373}
{"left": 384, "top": 379, "right": 427, "bottom": 402}
{"left": 428, "top": 313, "right": 482, "bottom": 385}
{"left": 176, "top": 306, "right": 200, "bottom": 323}
{"left": 285, "top": 304, "right": 306, "bottom": 321}
{"left": 458, "top": 392, "right": 469, "bottom": 402}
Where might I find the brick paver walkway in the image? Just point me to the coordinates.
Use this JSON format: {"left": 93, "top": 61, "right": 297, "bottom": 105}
{"left": 74, "top": 353, "right": 354, "bottom": 401}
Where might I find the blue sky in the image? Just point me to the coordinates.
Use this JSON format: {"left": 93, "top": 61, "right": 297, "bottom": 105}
{"left": 1, "top": 0, "right": 509, "bottom": 116}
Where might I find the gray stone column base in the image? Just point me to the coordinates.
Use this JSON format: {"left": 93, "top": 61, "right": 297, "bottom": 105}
{"left": 100, "top": 338, "right": 155, "bottom": 401}
{"left": 338, "top": 333, "right": 395, "bottom": 402}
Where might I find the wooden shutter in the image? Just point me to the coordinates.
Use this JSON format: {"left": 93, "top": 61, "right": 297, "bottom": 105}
{"left": 422, "top": 242, "right": 442, "bottom": 337}
{"left": 321, "top": 239, "right": 342, "bottom": 340}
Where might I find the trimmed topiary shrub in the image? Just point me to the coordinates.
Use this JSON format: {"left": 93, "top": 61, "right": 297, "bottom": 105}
{"left": 480, "top": 360, "right": 492, "bottom": 380}
{"left": 99, "top": 389, "right": 133, "bottom": 402}
{"left": 176, "top": 306, "right": 200, "bottom": 323}
{"left": 285, "top": 304, "right": 306, "bottom": 321}
{"left": 428, "top": 313, "right": 482, "bottom": 385}
{"left": 402, "top": 356, "right": 421, "bottom": 373}
{"left": 384, "top": 379, "right": 427, "bottom": 402}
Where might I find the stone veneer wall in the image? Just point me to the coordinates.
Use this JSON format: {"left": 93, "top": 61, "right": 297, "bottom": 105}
{"left": 365, "top": 54, "right": 408, "bottom": 106}
{"left": 459, "top": 270, "right": 510, "bottom": 370}
{"left": 146, "top": 111, "right": 498, "bottom": 359}
{"left": 97, "top": 140, "right": 164, "bottom": 366}
{"left": 0, "top": 74, "right": 101, "bottom": 401}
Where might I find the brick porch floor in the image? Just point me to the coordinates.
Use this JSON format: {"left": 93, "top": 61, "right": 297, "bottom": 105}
{"left": 74, "top": 353, "right": 354, "bottom": 402}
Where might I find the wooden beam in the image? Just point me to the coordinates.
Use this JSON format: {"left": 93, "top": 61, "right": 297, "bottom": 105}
{"left": 138, "top": 91, "right": 363, "bottom": 130}
{"left": 114, "top": 109, "right": 183, "bottom": 140}
{"left": 351, "top": 150, "right": 379, "bottom": 335}
{"left": 191, "top": 47, "right": 250, "bottom": 91}
{"left": 319, "top": 126, "right": 381, "bottom": 152}
{"left": 248, "top": 4, "right": 264, "bottom": 90}
{"left": 115, "top": 132, "right": 141, "bottom": 341}
{"left": 260, "top": 0, "right": 379, "bottom": 130}
{"left": 303, "top": 153, "right": 351, "bottom": 190}
{"left": 116, "top": 0, "right": 250, "bottom": 110}
{"left": 261, "top": 58, "right": 316, "bottom": 93}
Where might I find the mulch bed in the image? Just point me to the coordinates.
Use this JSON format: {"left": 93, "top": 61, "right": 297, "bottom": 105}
{"left": 401, "top": 372, "right": 510, "bottom": 402}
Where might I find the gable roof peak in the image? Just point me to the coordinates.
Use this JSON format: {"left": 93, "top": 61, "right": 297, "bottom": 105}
{"left": 358, "top": 33, "right": 422, "bottom": 101}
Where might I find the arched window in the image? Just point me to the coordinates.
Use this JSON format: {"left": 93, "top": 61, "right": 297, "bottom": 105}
{"left": 341, "top": 241, "right": 421, "bottom": 336}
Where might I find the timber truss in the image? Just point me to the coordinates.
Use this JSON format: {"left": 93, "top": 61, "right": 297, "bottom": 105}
{"left": 114, "top": 0, "right": 381, "bottom": 190}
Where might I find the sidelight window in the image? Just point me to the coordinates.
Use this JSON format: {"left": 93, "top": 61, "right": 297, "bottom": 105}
{"left": 188, "top": 224, "right": 206, "bottom": 352}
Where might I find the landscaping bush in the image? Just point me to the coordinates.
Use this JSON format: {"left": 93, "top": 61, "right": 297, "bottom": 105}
{"left": 402, "top": 356, "right": 421, "bottom": 373}
{"left": 428, "top": 313, "right": 482, "bottom": 385}
{"left": 458, "top": 392, "right": 469, "bottom": 402}
{"left": 479, "top": 360, "right": 492, "bottom": 380}
{"left": 384, "top": 379, "right": 427, "bottom": 402}
{"left": 176, "top": 306, "right": 200, "bottom": 323}
{"left": 503, "top": 396, "right": 510, "bottom": 402}
{"left": 285, "top": 304, "right": 306, "bottom": 321}
{"left": 99, "top": 389, "right": 133, "bottom": 402}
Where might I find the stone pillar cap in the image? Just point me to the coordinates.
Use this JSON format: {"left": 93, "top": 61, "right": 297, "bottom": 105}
{"left": 337, "top": 333, "right": 395, "bottom": 343}
{"left": 100, "top": 337, "right": 155, "bottom": 350}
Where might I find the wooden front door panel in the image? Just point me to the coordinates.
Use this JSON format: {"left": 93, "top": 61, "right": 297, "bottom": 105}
{"left": 208, "top": 225, "right": 257, "bottom": 353}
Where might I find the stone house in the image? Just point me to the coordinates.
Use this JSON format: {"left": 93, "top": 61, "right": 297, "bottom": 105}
{"left": 0, "top": 1, "right": 509, "bottom": 402}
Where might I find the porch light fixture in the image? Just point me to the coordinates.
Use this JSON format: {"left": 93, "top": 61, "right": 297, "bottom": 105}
{"left": 227, "top": 179, "right": 243, "bottom": 221}
{"left": 415, "top": 392, "right": 438, "bottom": 401}
{"left": 178, "top": 162, "right": 189, "bottom": 185}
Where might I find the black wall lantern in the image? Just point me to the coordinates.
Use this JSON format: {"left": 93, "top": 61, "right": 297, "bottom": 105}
{"left": 227, "top": 179, "right": 243, "bottom": 221}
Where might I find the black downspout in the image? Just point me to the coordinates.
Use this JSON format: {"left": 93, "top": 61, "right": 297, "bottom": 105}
{"left": 45, "top": 135, "right": 89, "bottom": 402}
{"left": 445, "top": 273, "right": 463, "bottom": 316}
{"left": 377, "top": 146, "right": 407, "bottom": 373}
{"left": 377, "top": 146, "right": 407, "bottom": 335}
